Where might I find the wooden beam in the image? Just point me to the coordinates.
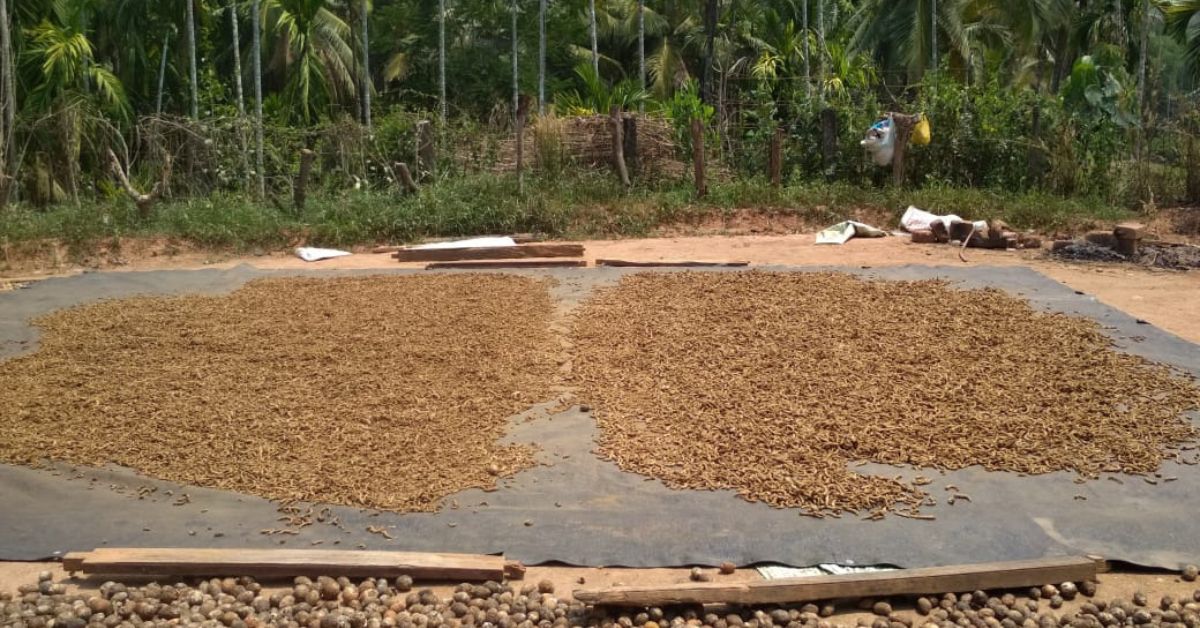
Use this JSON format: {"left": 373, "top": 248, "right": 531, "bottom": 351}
{"left": 373, "top": 235, "right": 543, "bottom": 255}
{"left": 596, "top": 259, "right": 749, "bottom": 268}
{"left": 393, "top": 243, "right": 584, "bottom": 263}
{"left": 62, "top": 548, "right": 512, "bottom": 581}
{"left": 573, "top": 557, "right": 1099, "bottom": 607}
{"left": 426, "top": 260, "right": 586, "bottom": 270}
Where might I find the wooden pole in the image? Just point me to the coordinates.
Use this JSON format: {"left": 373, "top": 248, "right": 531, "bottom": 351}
{"left": 186, "top": 0, "right": 198, "bottom": 119}
{"left": 63, "top": 548, "right": 519, "bottom": 582}
{"left": 611, "top": 105, "right": 630, "bottom": 187}
{"left": 1188, "top": 133, "right": 1200, "bottom": 204}
{"left": 156, "top": 33, "right": 171, "bottom": 116}
{"left": 293, "top": 149, "right": 315, "bottom": 211}
{"left": 438, "top": 0, "right": 447, "bottom": 124}
{"left": 889, "top": 112, "right": 918, "bottom": 187}
{"left": 769, "top": 126, "right": 783, "bottom": 188}
{"left": 360, "top": 0, "right": 371, "bottom": 130}
{"left": 538, "top": 0, "right": 547, "bottom": 113}
{"left": 623, "top": 115, "right": 639, "bottom": 175}
{"left": 251, "top": 0, "right": 265, "bottom": 198}
{"left": 820, "top": 107, "right": 838, "bottom": 178}
{"left": 416, "top": 120, "right": 435, "bottom": 180}
{"left": 691, "top": 118, "right": 706, "bottom": 197}
{"left": 516, "top": 95, "right": 530, "bottom": 194}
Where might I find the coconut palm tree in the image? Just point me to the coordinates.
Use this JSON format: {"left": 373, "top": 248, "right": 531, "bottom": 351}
{"left": 252, "top": 0, "right": 265, "bottom": 195}
{"left": 186, "top": 0, "right": 198, "bottom": 117}
{"left": 1162, "top": 0, "right": 1200, "bottom": 78}
{"left": 0, "top": 0, "right": 14, "bottom": 181}
{"left": 849, "top": 0, "right": 972, "bottom": 83}
{"left": 263, "top": 0, "right": 358, "bottom": 124}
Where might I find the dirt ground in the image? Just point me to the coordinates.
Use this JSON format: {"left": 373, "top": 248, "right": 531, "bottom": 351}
{"left": 5, "top": 234, "right": 1198, "bottom": 345}
{"left": 1, "top": 561, "right": 1198, "bottom": 625}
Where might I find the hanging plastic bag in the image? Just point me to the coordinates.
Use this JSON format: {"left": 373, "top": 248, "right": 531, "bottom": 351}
{"left": 912, "top": 113, "right": 932, "bottom": 146}
{"left": 860, "top": 115, "right": 896, "bottom": 167}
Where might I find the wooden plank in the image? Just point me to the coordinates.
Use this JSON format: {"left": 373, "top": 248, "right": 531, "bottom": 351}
{"left": 426, "top": 260, "right": 586, "bottom": 270}
{"left": 64, "top": 548, "right": 508, "bottom": 581}
{"left": 573, "top": 556, "right": 1098, "bottom": 607}
{"left": 393, "top": 244, "right": 584, "bottom": 263}
{"left": 596, "top": 259, "right": 749, "bottom": 268}
{"left": 62, "top": 552, "right": 87, "bottom": 572}
{"left": 373, "top": 235, "right": 543, "bottom": 255}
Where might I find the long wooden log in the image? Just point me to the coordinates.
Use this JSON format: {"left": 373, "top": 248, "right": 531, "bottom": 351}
{"left": 426, "top": 260, "right": 586, "bottom": 269}
{"left": 573, "top": 557, "right": 1099, "bottom": 607}
{"left": 596, "top": 259, "right": 748, "bottom": 268}
{"left": 62, "top": 548, "right": 516, "bottom": 581}
{"left": 393, "top": 243, "right": 584, "bottom": 263}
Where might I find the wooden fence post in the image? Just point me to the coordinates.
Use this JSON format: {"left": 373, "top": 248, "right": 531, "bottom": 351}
{"left": 611, "top": 105, "right": 631, "bottom": 187}
{"left": 820, "top": 108, "right": 838, "bottom": 178}
{"left": 690, "top": 118, "right": 706, "bottom": 198}
{"left": 623, "top": 115, "right": 639, "bottom": 176}
{"left": 768, "top": 126, "right": 783, "bottom": 187}
{"left": 293, "top": 148, "right": 315, "bottom": 211}
{"left": 516, "top": 95, "right": 531, "bottom": 194}
{"left": 889, "top": 112, "right": 918, "bottom": 187}
{"left": 416, "top": 120, "right": 436, "bottom": 180}
{"left": 1187, "top": 133, "right": 1200, "bottom": 204}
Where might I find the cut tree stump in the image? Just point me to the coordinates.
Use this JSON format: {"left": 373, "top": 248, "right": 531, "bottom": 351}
{"left": 392, "top": 243, "right": 584, "bottom": 263}
{"left": 108, "top": 149, "right": 172, "bottom": 217}
{"left": 62, "top": 548, "right": 523, "bottom": 581}
{"left": 1114, "top": 222, "right": 1144, "bottom": 257}
{"left": 393, "top": 162, "right": 419, "bottom": 194}
{"left": 574, "top": 556, "right": 1100, "bottom": 607}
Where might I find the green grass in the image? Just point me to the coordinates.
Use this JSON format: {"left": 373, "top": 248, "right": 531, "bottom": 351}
{"left": 0, "top": 171, "right": 1133, "bottom": 259}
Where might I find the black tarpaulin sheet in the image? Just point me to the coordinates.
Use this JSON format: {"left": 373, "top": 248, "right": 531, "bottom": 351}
{"left": 1, "top": 265, "right": 1197, "bottom": 568}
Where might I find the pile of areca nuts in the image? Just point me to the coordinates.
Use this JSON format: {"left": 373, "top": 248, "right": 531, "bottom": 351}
{"left": 4, "top": 566, "right": 1200, "bottom": 628}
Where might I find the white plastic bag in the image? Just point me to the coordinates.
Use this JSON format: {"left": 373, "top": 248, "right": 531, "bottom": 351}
{"left": 295, "top": 247, "right": 352, "bottom": 262}
{"left": 861, "top": 116, "right": 895, "bottom": 167}
{"left": 900, "top": 206, "right": 963, "bottom": 232}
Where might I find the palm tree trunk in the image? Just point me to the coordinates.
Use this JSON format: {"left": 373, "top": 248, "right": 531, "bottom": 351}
{"left": 539, "top": 0, "right": 546, "bottom": 113}
{"left": 513, "top": 0, "right": 519, "bottom": 118}
{"left": 230, "top": 1, "right": 249, "bottom": 191}
{"left": 157, "top": 32, "right": 171, "bottom": 115}
{"left": 1136, "top": 0, "right": 1149, "bottom": 159}
{"left": 230, "top": 2, "right": 245, "bottom": 116}
{"left": 251, "top": 0, "right": 265, "bottom": 197}
{"left": 802, "top": 0, "right": 811, "bottom": 99}
{"left": 931, "top": 0, "right": 938, "bottom": 74}
{"left": 589, "top": 0, "right": 599, "bottom": 77}
{"left": 361, "top": 0, "right": 371, "bottom": 130}
{"left": 439, "top": 0, "right": 447, "bottom": 124}
{"left": 0, "top": 0, "right": 14, "bottom": 182}
{"left": 816, "top": 0, "right": 825, "bottom": 104}
{"left": 702, "top": 0, "right": 717, "bottom": 103}
{"left": 637, "top": 0, "right": 645, "bottom": 92}
{"left": 187, "top": 0, "right": 199, "bottom": 119}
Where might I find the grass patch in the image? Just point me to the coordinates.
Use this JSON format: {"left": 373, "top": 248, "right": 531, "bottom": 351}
{"left": 0, "top": 172, "right": 1133, "bottom": 259}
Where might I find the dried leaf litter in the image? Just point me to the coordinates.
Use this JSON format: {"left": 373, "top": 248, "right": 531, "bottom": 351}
{"left": 0, "top": 274, "right": 558, "bottom": 512}
{"left": 570, "top": 271, "right": 1200, "bottom": 516}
